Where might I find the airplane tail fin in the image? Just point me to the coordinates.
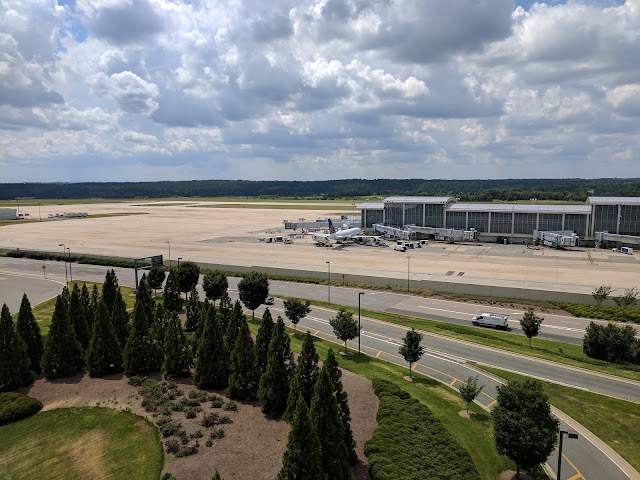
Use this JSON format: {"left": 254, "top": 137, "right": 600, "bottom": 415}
{"left": 328, "top": 218, "right": 337, "bottom": 234}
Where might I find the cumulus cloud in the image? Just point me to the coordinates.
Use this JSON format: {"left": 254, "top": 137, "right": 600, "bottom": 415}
{"left": 1, "top": 0, "right": 639, "bottom": 181}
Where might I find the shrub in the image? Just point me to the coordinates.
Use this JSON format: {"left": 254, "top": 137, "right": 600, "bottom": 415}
{"left": 205, "top": 439, "right": 213, "bottom": 447}
{"left": 211, "top": 398, "right": 223, "bottom": 409}
{"left": 583, "top": 322, "right": 639, "bottom": 363}
{"left": 165, "top": 439, "right": 180, "bottom": 454}
{"left": 365, "top": 379, "right": 481, "bottom": 480}
{"left": 160, "top": 421, "right": 182, "bottom": 438}
{"left": 0, "top": 393, "right": 43, "bottom": 426}
{"left": 127, "top": 376, "right": 147, "bottom": 387}
{"left": 209, "top": 428, "right": 225, "bottom": 440}
{"left": 175, "top": 445, "right": 198, "bottom": 458}
{"left": 188, "top": 390, "right": 209, "bottom": 402}
{"left": 190, "top": 430, "right": 204, "bottom": 439}
{"left": 201, "top": 412, "right": 220, "bottom": 428}
{"left": 178, "top": 430, "right": 189, "bottom": 445}
{"left": 223, "top": 400, "right": 237, "bottom": 411}
{"left": 185, "top": 407, "right": 198, "bottom": 419}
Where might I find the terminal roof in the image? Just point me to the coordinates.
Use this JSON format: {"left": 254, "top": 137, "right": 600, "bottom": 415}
{"left": 383, "top": 196, "right": 454, "bottom": 204}
{"left": 448, "top": 203, "right": 592, "bottom": 214}
{"left": 587, "top": 197, "right": 640, "bottom": 206}
{"left": 357, "top": 202, "right": 384, "bottom": 209}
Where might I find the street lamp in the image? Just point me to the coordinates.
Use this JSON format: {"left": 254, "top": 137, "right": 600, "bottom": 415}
{"left": 406, "top": 255, "right": 410, "bottom": 292}
{"left": 165, "top": 241, "right": 171, "bottom": 267}
{"left": 59, "top": 243, "right": 68, "bottom": 287}
{"left": 38, "top": 203, "right": 41, "bottom": 222}
{"left": 177, "top": 257, "right": 182, "bottom": 267}
{"left": 358, "top": 292, "right": 364, "bottom": 355}
{"left": 326, "top": 261, "right": 331, "bottom": 306}
{"left": 557, "top": 430, "right": 579, "bottom": 480}
{"left": 66, "top": 247, "right": 73, "bottom": 283}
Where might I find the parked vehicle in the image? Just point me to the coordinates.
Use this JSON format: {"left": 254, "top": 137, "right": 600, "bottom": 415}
{"left": 264, "top": 297, "right": 275, "bottom": 305}
{"left": 471, "top": 313, "right": 509, "bottom": 330}
{"left": 394, "top": 245, "right": 407, "bottom": 252}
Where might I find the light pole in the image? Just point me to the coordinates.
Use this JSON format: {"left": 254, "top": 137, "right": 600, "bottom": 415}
{"left": 326, "top": 261, "right": 331, "bottom": 306}
{"left": 177, "top": 257, "right": 182, "bottom": 267}
{"left": 66, "top": 247, "right": 73, "bottom": 283}
{"left": 165, "top": 241, "right": 171, "bottom": 267}
{"left": 358, "top": 292, "right": 364, "bottom": 355}
{"left": 557, "top": 430, "right": 579, "bottom": 480}
{"left": 59, "top": 243, "right": 68, "bottom": 287}
{"left": 351, "top": 200, "right": 356, "bottom": 225}
{"left": 406, "top": 255, "right": 410, "bottom": 292}
{"left": 38, "top": 203, "right": 41, "bottom": 222}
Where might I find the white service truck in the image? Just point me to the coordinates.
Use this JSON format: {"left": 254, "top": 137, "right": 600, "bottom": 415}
{"left": 471, "top": 313, "right": 509, "bottom": 330}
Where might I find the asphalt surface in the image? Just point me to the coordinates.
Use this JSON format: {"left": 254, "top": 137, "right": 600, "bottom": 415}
{"left": 1, "top": 256, "right": 638, "bottom": 480}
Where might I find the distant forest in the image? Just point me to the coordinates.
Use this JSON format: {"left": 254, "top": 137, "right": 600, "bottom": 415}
{"left": 2, "top": 178, "right": 640, "bottom": 202}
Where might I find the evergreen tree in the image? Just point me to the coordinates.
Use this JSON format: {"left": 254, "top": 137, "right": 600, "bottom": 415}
{"left": 255, "top": 308, "right": 275, "bottom": 376}
{"left": 226, "top": 320, "right": 259, "bottom": 400}
{"left": 311, "top": 367, "right": 351, "bottom": 479}
{"left": 276, "top": 394, "right": 327, "bottom": 480}
{"left": 111, "top": 289, "right": 130, "bottom": 348}
{"left": 135, "top": 275, "right": 156, "bottom": 327}
{"left": 163, "top": 311, "right": 191, "bottom": 377}
{"left": 0, "top": 303, "right": 34, "bottom": 390}
{"left": 185, "top": 285, "right": 200, "bottom": 332}
{"left": 196, "top": 298, "right": 210, "bottom": 340}
{"left": 151, "top": 304, "right": 167, "bottom": 356}
{"left": 284, "top": 364, "right": 302, "bottom": 423}
{"left": 202, "top": 270, "right": 228, "bottom": 304}
{"left": 86, "top": 300, "right": 123, "bottom": 377}
{"left": 61, "top": 285, "right": 70, "bottom": 306}
{"left": 237, "top": 271, "right": 269, "bottom": 321}
{"left": 258, "top": 316, "right": 295, "bottom": 417}
{"left": 41, "top": 295, "right": 85, "bottom": 380}
{"left": 324, "top": 348, "right": 357, "bottom": 465}
{"left": 224, "top": 300, "right": 244, "bottom": 354}
{"left": 284, "top": 331, "right": 319, "bottom": 421}
{"left": 163, "top": 269, "right": 183, "bottom": 312}
{"left": 89, "top": 284, "right": 100, "bottom": 332}
{"left": 218, "top": 290, "right": 232, "bottom": 332}
{"left": 194, "top": 305, "right": 228, "bottom": 389}
{"left": 123, "top": 303, "right": 162, "bottom": 376}
{"left": 67, "top": 284, "right": 90, "bottom": 350}
{"left": 16, "top": 293, "right": 43, "bottom": 375}
{"left": 101, "top": 269, "right": 119, "bottom": 316}
{"left": 80, "top": 283, "right": 92, "bottom": 332}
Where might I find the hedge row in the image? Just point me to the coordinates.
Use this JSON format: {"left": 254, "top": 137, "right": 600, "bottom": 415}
{"left": 4, "top": 250, "right": 146, "bottom": 269}
{"left": 6, "top": 250, "right": 81, "bottom": 262}
{"left": 0, "top": 392, "right": 43, "bottom": 426}
{"left": 365, "top": 379, "right": 481, "bottom": 480}
{"left": 553, "top": 303, "right": 640, "bottom": 323}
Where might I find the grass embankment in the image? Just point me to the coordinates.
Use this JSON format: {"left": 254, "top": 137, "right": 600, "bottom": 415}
{"left": 299, "top": 298, "right": 640, "bottom": 382}
{"left": 0, "top": 407, "right": 163, "bottom": 480}
{"left": 248, "top": 320, "right": 514, "bottom": 480}
{"left": 25, "top": 281, "right": 136, "bottom": 336}
{"left": 474, "top": 364, "right": 640, "bottom": 473}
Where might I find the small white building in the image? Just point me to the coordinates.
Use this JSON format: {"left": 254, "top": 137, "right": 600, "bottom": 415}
{"left": 0, "top": 208, "right": 17, "bottom": 220}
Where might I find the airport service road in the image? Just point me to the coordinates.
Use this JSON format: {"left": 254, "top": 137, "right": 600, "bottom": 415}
{"left": 244, "top": 299, "right": 633, "bottom": 480}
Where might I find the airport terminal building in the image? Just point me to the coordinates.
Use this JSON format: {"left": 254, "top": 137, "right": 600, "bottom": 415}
{"left": 358, "top": 196, "right": 640, "bottom": 247}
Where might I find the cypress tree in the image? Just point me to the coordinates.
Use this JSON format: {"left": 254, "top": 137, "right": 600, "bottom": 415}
{"left": 89, "top": 284, "right": 99, "bottom": 332}
{"left": 284, "top": 365, "right": 302, "bottom": 423}
{"left": 196, "top": 298, "right": 210, "bottom": 340}
{"left": 218, "top": 290, "right": 232, "bottom": 332}
{"left": 101, "top": 269, "right": 119, "bottom": 316}
{"left": 185, "top": 285, "right": 200, "bottom": 332}
{"left": 310, "top": 367, "right": 351, "bottom": 479}
{"left": 16, "top": 293, "right": 43, "bottom": 375}
{"left": 68, "top": 283, "right": 90, "bottom": 350}
{"left": 258, "top": 316, "right": 295, "bottom": 417}
{"left": 123, "top": 303, "right": 162, "bottom": 375}
{"left": 111, "top": 289, "right": 130, "bottom": 348}
{"left": 325, "top": 348, "right": 357, "bottom": 464}
{"left": 0, "top": 303, "right": 34, "bottom": 390}
{"left": 226, "top": 320, "right": 259, "bottom": 400}
{"left": 284, "top": 331, "right": 319, "bottom": 421}
{"left": 224, "top": 300, "right": 244, "bottom": 354}
{"left": 163, "top": 269, "right": 182, "bottom": 312}
{"left": 135, "top": 275, "right": 156, "bottom": 327}
{"left": 276, "top": 394, "right": 327, "bottom": 480}
{"left": 255, "top": 308, "right": 275, "bottom": 376}
{"left": 162, "top": 311, "right": 191, "bottom": 377}
{"left": 86, "top": 300, "right": 123, "bottom": 377}
{"left": 41, "top": 295, "right": 85, "bottom": 380}
{"left": 194, "top": 305, "right": 228, "bottom": 388}
{"left": 61, "top": 285, "right": 70, "bottom": 306}
{"left": 80, "top": 283, "right": 92, "bottom": 332}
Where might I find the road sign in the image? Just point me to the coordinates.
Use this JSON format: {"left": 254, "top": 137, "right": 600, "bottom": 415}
{"left": 151, "top": 255, "right": 163, "bottom": 266}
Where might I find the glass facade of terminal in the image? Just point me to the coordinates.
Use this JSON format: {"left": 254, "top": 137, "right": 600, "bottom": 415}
{"left": 424, "top": 204, "right": 444, "bottom": 228}
{"left": 514, "top": 213, "right": 537, "bottom": 235}
{"left": 594, "top": 205, "right": 619, "bottom": 234}
{"left": 404, "top": 203, "right": 424, "bottom": 226}
{"left": 384, "top": 203, "right": 404, "bottom": 227}
{"left": 490, "top": 213, "right": 512, "bottom": 234}
{"left": 362, "top": 209, "right": 383, "bottom": 228}
{"left": 468, "top": 212, "right": 489, "bottom": 232}
{"left": 564, "top": 214, "right": 587, "bottom": 236}
{"left": 538, "top": 214, "right": 563, "bottom": 232}
{"left": 446, "top": 211, "right": 466, "bottom": 230}
{"left": 619, "top": 206, "right": 640, "bottom": 236}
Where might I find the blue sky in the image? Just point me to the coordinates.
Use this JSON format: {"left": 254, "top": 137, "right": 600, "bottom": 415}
{"left": 1, "top": 0, "right": 638, "bottom": 182}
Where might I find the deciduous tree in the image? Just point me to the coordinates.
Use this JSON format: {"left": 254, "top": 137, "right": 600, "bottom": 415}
{"left": 16, "top": 293, "right": 43, "bottom": 375}
{"left": 194, "top": 305, "right": 228, "bottom": 389}
{"left": 202, "top": 270, "right": 228, "bottom": 304}
{"left": 613, "top": 287, "right": 639, "bottom": 311}
{"left": 258, "top": 316, "right": 295, "bottom": 417}
{"left": 41, "top": 295, "right": 85, "bottom": 380}
{"left": 86, "top": 300, "right": 123, "bottom": 377}
{"left": 398, "top": 328, "right": 424, "bottom": 379}
{"left": 493, "top": 379, "right": 559, "bottom": 479}
{"left": 520, "top": 308, "right": 544, "bottom": 348}
{"left": 0, "top": 303, "right": 33, "bottom": 390}
{"left": 176, "top": 261, "right": 200, "bottom": 299}
{"left": 329, "top": 308, "right": 360, "bottom": 354}
{"left": 458, "top": 376, "right": 484, "bottom": 413}
{"left": 148, "top": 265, "right": 166, "bottom": 294}
{"left": 283, "top": 298, "right": 312, "bottom": 333}
{"left": 592, "top": 285, "right": 612, "bottom": 307}
{"left": 255, "top": 308, "right": 275, "bottom": 376}
{"left": 237, "top": 271, "right": 269, "bottom": 321}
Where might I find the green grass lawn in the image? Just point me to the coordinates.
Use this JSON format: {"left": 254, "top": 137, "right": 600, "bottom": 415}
{"left": 248, "top": 320, "right": 514, "bottom": 480}
{"left": 474, "top": 364, "right": 640, "bottom": 473}
{"left": 24, "top": 282, "right": 136, "bottom": 336}
{"left": 0, "top": 407, "right": 163, "bottom": 480}
{"left": 301, "top": 298, "right": 640, "bottom": 382}
{"left": 195, "top": 203, "right": 351, "bottom": 211}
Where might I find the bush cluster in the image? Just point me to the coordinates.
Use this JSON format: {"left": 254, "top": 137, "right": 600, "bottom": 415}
{"left": 5, "top": 249, "right": 145, "bottom": 269}
{"left": 583, "top": 322, "right": 640, "bottom": 364}
{"left": 0, "top": 392, "right": 43, "bottom": 426}
{"left": 365, "top": 379, "right": 481, "bottom": 480}
{"left": 555, "top": 303, "right": 640, "bottom": 323}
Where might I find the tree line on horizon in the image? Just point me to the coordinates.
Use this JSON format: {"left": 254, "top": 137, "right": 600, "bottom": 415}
{"left": 2, "top": 178, "right": 640, "bottom": 202}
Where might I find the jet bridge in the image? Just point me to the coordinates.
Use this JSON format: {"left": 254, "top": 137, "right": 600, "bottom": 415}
{"left": 372, "top": 224, "right": 414, "bottom": 240}
{"left": 406, "top": 225, "right": 478, "bottom": 243}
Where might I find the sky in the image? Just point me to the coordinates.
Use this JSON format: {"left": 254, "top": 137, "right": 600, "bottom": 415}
{"left": 0, "top": 0, "right": 638, "bottom": 183}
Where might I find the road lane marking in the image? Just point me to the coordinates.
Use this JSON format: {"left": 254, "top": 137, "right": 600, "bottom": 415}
{"left": 449, "top": 378, "right": 457, "bottom": 386}
{"left": 376, "top": 351, "right": 382, "bottom": 358}
{"left": 486, "top": 399, "right": 496, "bottom": 408}
{"left": 562, "top": 452, "right": 585, "bottom": 480}
{"left": 567, "top": 473, "right": 583, "bottom": 480}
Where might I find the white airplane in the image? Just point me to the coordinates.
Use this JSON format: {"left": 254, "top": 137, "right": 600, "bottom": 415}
{"left": 312, "top": 219, "right": 364, "bottom": 245}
